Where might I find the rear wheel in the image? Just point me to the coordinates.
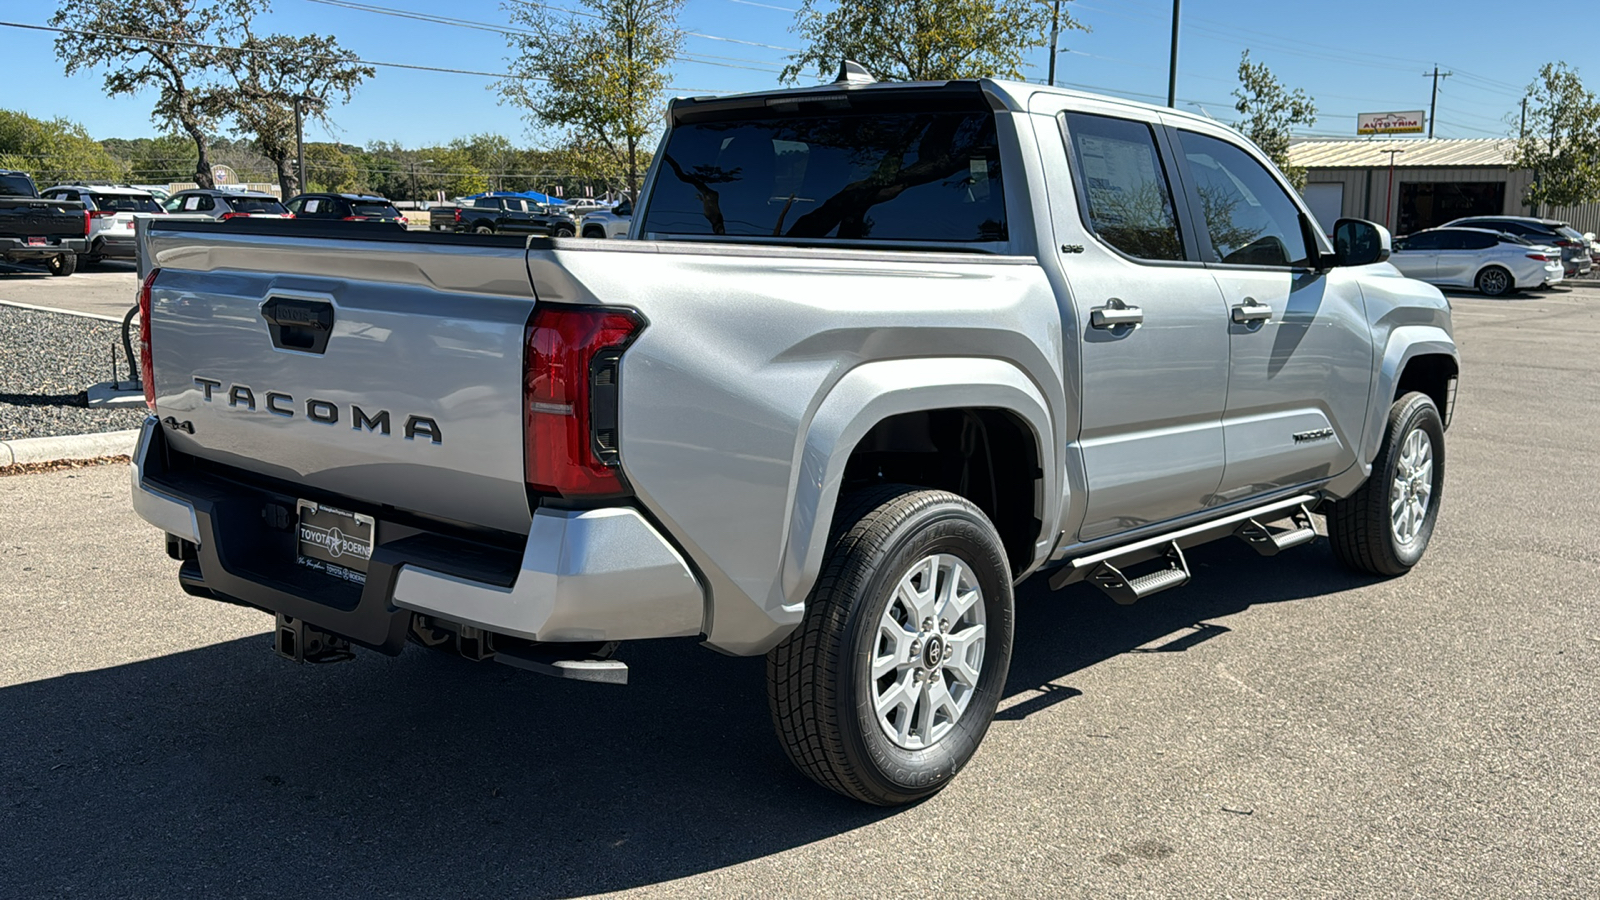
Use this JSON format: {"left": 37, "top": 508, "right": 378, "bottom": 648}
{"left": 47, "top": 253, "right": 76, "bottom": 277}
{"left": 767, "top": 485, "right": 1014, "bottom": 806}
{"left": 1475, "top": 265, "right": 1512, "bottom": 296}
{"left": 1326, "top": 392, "right": 1445, "bottom": 576}
{"left": 473, "top": 224, "right": 494, "bottom": 235}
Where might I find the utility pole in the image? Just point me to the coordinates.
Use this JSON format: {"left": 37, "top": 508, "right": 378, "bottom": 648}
{"left": 293, "top": 94, "right": 307, "bottom": 194}
{"left": 1425, "top": 65, "right": 1452, "bottom": 139}
{"left": 1519, "top": 95, "right": 1528, "bottom": 139}
{"left": 1167, "top": 0, "right": 1181, "bottom": 107}
{"left": 1048, "top": 0, "right": 1061, "bottom": 87}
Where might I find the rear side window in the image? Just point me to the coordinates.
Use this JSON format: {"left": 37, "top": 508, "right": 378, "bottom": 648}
{"left": 1177, "top": 130, "right": 1310, "bottom": 267}
{"left": 227, "top": 196, "right": 288, "bottom": 214}
{"left": 1062, "top": 113, "right": 1183, "bottom": 261}
{"left": 1461, "top": 232, "right": 1496, "bottom": 250}
{"left": 643, "top": 110, "right": 1007, "bottom": 243}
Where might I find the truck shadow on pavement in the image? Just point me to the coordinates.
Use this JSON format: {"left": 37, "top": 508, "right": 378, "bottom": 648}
{"left": 0, "top": 539, "right": 1377, "bottom": 897}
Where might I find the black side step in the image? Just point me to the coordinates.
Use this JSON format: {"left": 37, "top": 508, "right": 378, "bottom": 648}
{"left": 1087, "top": 542, "right": 1190, "bottom": 605}
{"left": 1233, "top": 504, "right": 1318, "bottom": 557}
{"left": 494, "top": 644, "right": 629, "bottom": 685}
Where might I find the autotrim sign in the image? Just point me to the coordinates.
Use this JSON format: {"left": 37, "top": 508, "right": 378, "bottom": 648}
{"left": 1357, "top": 111, "right": 1426, "bottom": 135}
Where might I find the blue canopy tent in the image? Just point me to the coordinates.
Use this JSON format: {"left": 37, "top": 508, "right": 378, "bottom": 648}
{"left": 463, "top": 190, "right": 566, "bottom": 205}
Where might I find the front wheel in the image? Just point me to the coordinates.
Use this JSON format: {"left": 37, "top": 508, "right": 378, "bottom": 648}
{"left": 1326, "top": 392, "right": 1445, "bottom": 576}
{"left": 551, "top": 225, "right": 575, "bottom": 238}
{"left": 767, "top": 485, "right": 1014, "bottom": 806}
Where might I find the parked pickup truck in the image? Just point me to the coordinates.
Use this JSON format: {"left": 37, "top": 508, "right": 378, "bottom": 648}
{"left": 131, "top": 72, "right": 1458, "bottom": 806}
{"left": 0, "top": 169, "right": 87, "bottom": 275}
{"left": 428, "top": 194, "right": 576, "bottom": 236}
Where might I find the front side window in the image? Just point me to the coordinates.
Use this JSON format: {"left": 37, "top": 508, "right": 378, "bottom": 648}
{"left": 1063, "top": 113, "right": 1183, "bottom": 261}
{"left": 1177, "top": 130, "right": 1310, "bottom": 267}
{"left": 1397, "top": 232, "right": 1444, "bottom": 252}
{"left": 643, "top": 110, "right": 1007, "bottom": 243}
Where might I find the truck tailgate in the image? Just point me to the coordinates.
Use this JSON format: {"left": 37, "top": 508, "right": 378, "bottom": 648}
{"left": 143, "top": 224, "right": 537, "bottom": 534}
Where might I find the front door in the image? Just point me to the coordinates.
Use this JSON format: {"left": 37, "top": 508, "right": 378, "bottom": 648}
{"left": 1052, "top": 110, "right": 1232, "bottom": 542}
{"left": 1170, "top": 128, "right": 1374, "bottom": 503}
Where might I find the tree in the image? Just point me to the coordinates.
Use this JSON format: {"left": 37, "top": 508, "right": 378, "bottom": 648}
{"left": 0, "top": 109, "right": 128, "bottom": 183}
{"left": 107, "top": 134, "right": 197, "bottom": 184}
{"left": 782, "top": 0, "right": 1080, "bottom": 84}
{"left": 1513, "top": 62, "right": 1600, "bottom": 212}
{"left": 500, "top": 0, "right": 684, "bottom": 198}
{"left": 210, "top": 24, "right": 374, "bottom": 197}
{"left": 1232, "top": 50, "right": 1316, "bottom": 189}
{"left": 303, "top": 142, "right": 361, "bottom": 192}
{"left": 49, "top": 0, "right": 262, "bottom": 188}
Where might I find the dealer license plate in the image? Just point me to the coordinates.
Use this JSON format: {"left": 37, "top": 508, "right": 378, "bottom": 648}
{"left": 296, "top": 500, "right": 374, "bottom": 585}
{"left": 26, "top": 236, "right": 45, "bottom": 246}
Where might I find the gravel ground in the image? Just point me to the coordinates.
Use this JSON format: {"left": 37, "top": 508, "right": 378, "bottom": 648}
{"left": 0, "top": 305, "right": 148, "bottom": 440}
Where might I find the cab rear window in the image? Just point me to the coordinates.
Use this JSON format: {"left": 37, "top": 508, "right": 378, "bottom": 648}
{"left": 642, "top": 110, "right": 1007, "bottom": 244}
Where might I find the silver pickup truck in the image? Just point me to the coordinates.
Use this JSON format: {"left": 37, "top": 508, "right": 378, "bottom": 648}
{"left": 131, "top": 73, "right": 1457, "bottom": 806}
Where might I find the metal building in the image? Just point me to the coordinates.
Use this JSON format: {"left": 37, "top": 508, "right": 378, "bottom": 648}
{"left": 1288, "top": 138, "right": 1600, "bottom": 237}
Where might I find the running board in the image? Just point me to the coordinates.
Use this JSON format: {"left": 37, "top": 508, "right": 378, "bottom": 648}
{"left": 1050, "top": 493, "right": 1320, "bottom": 592}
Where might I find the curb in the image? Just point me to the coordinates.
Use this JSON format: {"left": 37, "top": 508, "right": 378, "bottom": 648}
{"left": 0, "top": 299, "right": 128, "bottom": 323}
{"left": 0, "top": 429, "right": 140, "bottom": 467}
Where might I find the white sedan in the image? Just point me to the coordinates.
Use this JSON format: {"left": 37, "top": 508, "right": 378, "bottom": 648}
{"left": 1390, "top": 227, "right": 1562, "bottom": 296}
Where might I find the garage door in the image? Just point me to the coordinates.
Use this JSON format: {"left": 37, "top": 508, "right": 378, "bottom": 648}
{"left": 1301, "top": 183, "right": 1344, "bottom": 237}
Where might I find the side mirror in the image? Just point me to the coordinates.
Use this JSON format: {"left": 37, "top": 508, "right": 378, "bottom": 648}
{"left": 1332, "top": 217, "right": 1391, "bottom": 267}
{"left": 616, "top": 201, "right": 633, "bottom": 216}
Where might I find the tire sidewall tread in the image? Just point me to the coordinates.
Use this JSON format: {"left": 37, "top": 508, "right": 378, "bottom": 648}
{"left": 1327, "top": 392, "right": 1445, "bottom": 576}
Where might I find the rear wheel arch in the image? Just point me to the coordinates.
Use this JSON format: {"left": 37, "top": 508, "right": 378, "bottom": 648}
{"left": 779, "top": 358, "right": 1060, "bottom": 615}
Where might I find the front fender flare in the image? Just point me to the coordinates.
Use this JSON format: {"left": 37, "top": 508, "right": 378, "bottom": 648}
{"left": 774, "top": 357, "right": 1059, "bottom": 620}
{"left": 1327, "top": 325, "right": 1457, "bottom": 497}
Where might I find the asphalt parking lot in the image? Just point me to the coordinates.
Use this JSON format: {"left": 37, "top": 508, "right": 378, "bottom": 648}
{"left": 1, "top": 288, "right": 1598, "bottom": 897}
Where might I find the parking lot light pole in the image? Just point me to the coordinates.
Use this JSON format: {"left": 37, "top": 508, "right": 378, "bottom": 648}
{"left": 1384, "top": 149, "right": 1404, "bottom": 230}
{"left": 1167, "top": 0, "right": 1181, "bottom": 108}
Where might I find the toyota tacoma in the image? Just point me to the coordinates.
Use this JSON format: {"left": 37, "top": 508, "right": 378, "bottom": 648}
{"left": 130, "top": 70, "right": 1458, "bottom": 806}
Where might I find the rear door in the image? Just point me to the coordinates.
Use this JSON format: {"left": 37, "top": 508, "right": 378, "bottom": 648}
{"left": 1169, "top": 126, "right": 1374, "bottom": 502}
{"left": 1049, "top": 107, "right": 1232, "bottom": 541}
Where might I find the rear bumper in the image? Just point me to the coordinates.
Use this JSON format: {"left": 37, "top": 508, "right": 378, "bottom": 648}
{"left": 0, "top": 236, "right": 87, "bottom": 258}
{"left": 130, "top": 418, "right": 705, "bottom": 653}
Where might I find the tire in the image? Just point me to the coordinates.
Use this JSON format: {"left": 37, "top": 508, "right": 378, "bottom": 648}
{"left": 1326, "top": 391, "right": 1445, "bottom": 576}
{"left": 47, "top": 253, "right": 77, "bottom": 277}
{"left": 1475, "top": 265, "right": 1513, "bottom": 297}
{"left": 473, "top": 224, "right": 494, "bottom": 235}
{"left": 767, "top": 485, "right": 1014, "bottom": 806}
{"left": 551, "top": 225, "right": 575, "bottom": 238}
{"left": 583, "top": 227, "right": 606, "bottom": 239}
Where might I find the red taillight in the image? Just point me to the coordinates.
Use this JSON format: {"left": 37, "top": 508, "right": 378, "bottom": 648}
{"left": 1528, "top": 253, "right": 1551, "bottom": 261}
{"left": 523, "top": 306, "right": 644, "bottom": 498}
{"left": 83, "top": 209, "right": 91, "bottom": 236}
{"left": 219, "top": 212, "right": 242, "bottom": 220}
{"left": 89, "top": 209, "right": 117, "bottom": 219}
{"left": 138, "top": 268, "right": 160, "bottom": 410}
{"left": 453, "top": 209, "right": 462, "bottom": 223}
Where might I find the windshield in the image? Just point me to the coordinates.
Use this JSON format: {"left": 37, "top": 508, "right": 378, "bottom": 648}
{"left": 642, "top": 110, "right": 1007, "bottom": 243}
{"left": 91, "top": 193, "right": 163, "bottom": 213}
{"left": 228, "top": 196, "right": 289, "bottom": 214}
{"left": 0, "top": 173, "right": 36, "bottom": 197}
{"left": 350, "top": 201, "right": 399, "bottom": 218}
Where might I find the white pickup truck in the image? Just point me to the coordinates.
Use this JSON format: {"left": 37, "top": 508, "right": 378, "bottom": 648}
{"left": 131, "top": 71, "right": 1457, "bottom": 805}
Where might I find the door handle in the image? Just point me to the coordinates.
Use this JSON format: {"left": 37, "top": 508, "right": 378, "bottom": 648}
{"left": 1091, "top": 299, "right": 1144, "bottom": 329}
{"left": 1231, "top": 297, "right": 1273, "bottom": 324}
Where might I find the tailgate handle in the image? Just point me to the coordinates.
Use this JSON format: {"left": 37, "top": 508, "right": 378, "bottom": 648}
{"left": 261, "top": 297, "right": 335, "bottom": 354}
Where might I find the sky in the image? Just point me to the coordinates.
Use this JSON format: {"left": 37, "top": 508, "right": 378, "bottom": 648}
{"left": 0, "top": 0, "right": 1581, "bottom": 149}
